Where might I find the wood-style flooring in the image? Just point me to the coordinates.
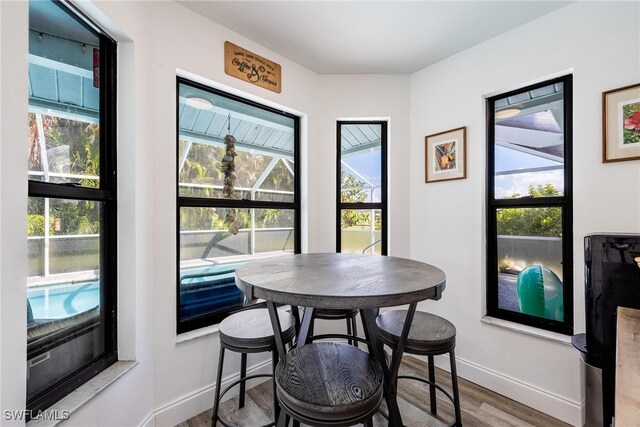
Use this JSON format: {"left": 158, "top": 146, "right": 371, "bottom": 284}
{"left": 176, "top": 355, "right": 571, "bottom": 427}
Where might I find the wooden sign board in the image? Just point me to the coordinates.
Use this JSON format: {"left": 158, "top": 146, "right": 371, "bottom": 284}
{"left": 224, "top": 41, "right": 281, "bottom": 93}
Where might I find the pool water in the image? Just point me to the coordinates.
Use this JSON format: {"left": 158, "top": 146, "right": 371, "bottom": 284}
{"left": 179, "top": 263, "right": 245, "bottom": 320}
{"left": 27, "top": 263, "right": 244, "bottom": 321}
{"left": 28, "top": 281, "right": 100, "bottom": 319}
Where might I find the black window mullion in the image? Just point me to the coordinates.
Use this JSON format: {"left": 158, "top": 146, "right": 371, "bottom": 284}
{"left": 28, "top": 181, "right": 112, "bottom": 201}
{"left": 339, "top": 202, "right": 384, "bottom": 210}
{"left": 491, "top": 197, "right": 567, "bottom": 208}
{"left": 178, "top": 196, "right": 298, "bottom": 211}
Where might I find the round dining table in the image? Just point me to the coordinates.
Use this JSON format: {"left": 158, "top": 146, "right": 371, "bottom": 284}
{"left": 235, "top": 253, "right": 446, "bottom": 427}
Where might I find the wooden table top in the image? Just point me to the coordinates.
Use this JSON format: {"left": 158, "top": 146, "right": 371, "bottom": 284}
{"left": 235, "top": 253, "right": 446, "bottom": 309}
{"left": 616, "top": 306, "right": 640, "bottom": 426}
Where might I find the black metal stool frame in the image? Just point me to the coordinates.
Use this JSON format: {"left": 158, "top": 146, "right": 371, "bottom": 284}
{"left": 383, "top": 338, "right": 462, "bottom": 427}
{"left": 212, "top": 330, "right": 295, "bottom": 427}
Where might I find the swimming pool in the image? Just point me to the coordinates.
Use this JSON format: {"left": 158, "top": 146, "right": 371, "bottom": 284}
{"left": 27, "top": 263, "right": 244, "bottom": 320}
{"left": 28, "top": 280, "right": 100, "bottom": 319}
{"left": 179, "top": 262, "right": 245, "bottom": 320}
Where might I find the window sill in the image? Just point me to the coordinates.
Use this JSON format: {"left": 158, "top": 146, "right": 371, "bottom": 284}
{"left": 27, "top": 360, "right": 138, "bottom": 427}
{"left": 481, "top": 316, "right": 572, "bottom": 346}
{"left": 176, "top": 323, "right": 221, "bottom": 343}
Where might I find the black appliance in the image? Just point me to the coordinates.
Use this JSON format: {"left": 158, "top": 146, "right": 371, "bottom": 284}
{"left": 573, "top": 233, "right": 640, "bottom": 427}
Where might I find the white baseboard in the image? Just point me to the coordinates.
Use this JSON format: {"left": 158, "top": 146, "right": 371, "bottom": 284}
{"left": 424, "top": 354, "right": 584, "bottom": 426}
{"left": 137, "top": 411, "right": 154, "bottom": 427}
{"left": 138, "top": 353, "right": 584, "bottom": 427}
{"left": 142, "top": 358, "right": 273, "bottom": 427}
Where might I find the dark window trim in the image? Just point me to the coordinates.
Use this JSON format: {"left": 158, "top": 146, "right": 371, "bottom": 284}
{"left": 27, "top": 3, "right": 117, "bottom": 414}
{"left": 176, "top": 77, "right": 301, "bottom": 334}
{"left": 336, "top": 120, "right": 388, "bottom": 255}
{"left": 486, "top": 75, "right": 573, "bottom": 335}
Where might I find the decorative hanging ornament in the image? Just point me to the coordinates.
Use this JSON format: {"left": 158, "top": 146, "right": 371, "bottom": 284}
{"left": 222, "top": 114, "right": 239, "bottom": 234}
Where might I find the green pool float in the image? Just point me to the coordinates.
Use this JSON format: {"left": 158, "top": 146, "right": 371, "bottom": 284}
{"left": 517, "top": 265, "right": 563, "bottom": 321}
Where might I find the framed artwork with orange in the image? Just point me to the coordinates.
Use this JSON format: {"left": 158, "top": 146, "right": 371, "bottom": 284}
{"left": 425, "top": 126, "right": 467, "bottom": 183}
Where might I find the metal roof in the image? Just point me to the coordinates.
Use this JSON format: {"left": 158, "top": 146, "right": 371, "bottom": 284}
{"left": 28, "top": 53, "right": 99, "bottom": 123}
{"left": 178, "top": 100, "right": 295, "bottom": 157}
{"left": 340, "top": 124, "right": 382, "bottom": 156}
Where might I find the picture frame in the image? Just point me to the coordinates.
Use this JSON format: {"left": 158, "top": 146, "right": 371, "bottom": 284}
{"left": 602, "top": 83, "right": 640, "bottom": 163}
{"left": 425, "top": 126, "right": 467, "bottom": 183}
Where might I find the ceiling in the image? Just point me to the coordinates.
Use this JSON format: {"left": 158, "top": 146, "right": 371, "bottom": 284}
{"left": 179, "top": 1, "right": 571, "bottom": 74}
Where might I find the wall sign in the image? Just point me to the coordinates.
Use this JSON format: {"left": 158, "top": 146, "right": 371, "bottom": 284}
{"left": 224, "top": 41, "right": 281, "bottom": 93}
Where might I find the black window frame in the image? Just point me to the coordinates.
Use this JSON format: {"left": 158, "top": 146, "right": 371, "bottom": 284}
{"left": 176, "top": 77, "right": 301, "bottom": 334}
{"left": 26, "top": 0, "right": 118, "bottom": 414}
{"left": 336, "top": 120, "right": 388, "bottom": 255}
{"left": 486, "top": 75, "right": 573, "bottom": 335}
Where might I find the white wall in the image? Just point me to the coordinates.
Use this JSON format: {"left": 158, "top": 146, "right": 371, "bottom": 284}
{"left": 0, "top": 1, "right": 28, "bottom": 425}
{"left": 409, "top": 2, "right": 640, "bottom": 425}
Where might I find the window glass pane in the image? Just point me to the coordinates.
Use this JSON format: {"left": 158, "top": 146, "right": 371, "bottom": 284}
{"left": 180, "top": 207, "right": 251, "bottom": 263}
{"left": 178, "top": 83, "right": 295, "bottom": 201}
{"left": 179, "top": 207, "right": 294, "bottom": 322}
{"left": 494, "top": 82, "right": 564, "bottom": 199}
{"left": 341, "top": 209, "right": 382, "bottom": 255}
{"left": 254, "top": 208, "right": 295, "bottom": 253}
{"left": 28, "top": 197, "right": 101, "bottom": 277}
{"left": 255, "top": 160, "right": 295, "bottom": 202}
{"left": 340, "top": 124, "right": 382, "bottom": 203}
{"left": 28, "top": 0, "right": 101, "bottom": 188}
{"left": 27, "top": 196, "right": 104, "bottom": 399}
{"left": 178, "top": 81, "right": 297, "bottom": 330}
{"left": 496, "top": 207, "right": 564, "bottom": 321}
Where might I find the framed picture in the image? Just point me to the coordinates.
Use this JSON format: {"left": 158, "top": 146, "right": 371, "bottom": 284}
{"left": 603, "top": 83, "right": 640, "bottom": 163}
{"left": 425, "top": 126, "right": 467, "bottom": 183}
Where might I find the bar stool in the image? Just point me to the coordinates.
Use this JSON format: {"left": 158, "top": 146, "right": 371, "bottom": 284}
{"left": 274, "top": 341, "right": 383, "bottom": 427}
{"left": 212, "top": 308, "right": 296, "bottom": 427}
{"left": 309, "top": 309, "right": 360, "bottom": 346}
{"left": 376, "top": 310, "right": 462, "bottom": 427}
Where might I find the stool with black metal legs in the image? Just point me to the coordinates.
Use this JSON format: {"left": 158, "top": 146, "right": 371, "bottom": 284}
{"left": 212, "top": 308, "right": 296, "bottom": 427}
{"left": 376, "top": 310, "right": 462, "bottom": 427}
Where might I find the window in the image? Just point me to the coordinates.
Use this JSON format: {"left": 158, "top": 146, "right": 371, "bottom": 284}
{"left": 27, "top": 0, "right": 117, "bottom": 413}
{"left": 177, "top": 78, "right": 300, "bottom": 333}
{"left": 337, "top": 121, "right": 387, "bottom": 255}
{"left": 486, "top": 75, "right": 573, "bottom": 334}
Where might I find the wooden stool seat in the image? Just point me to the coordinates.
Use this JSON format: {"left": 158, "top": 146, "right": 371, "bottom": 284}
{"left": 275, "top": 342, "right": 383, "bottom": 424}
{"left": 219, "top": 308, "right": 296, "bottom": 349}
{"left": 376, "top": 310, "right": 456, "bottom": 354}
